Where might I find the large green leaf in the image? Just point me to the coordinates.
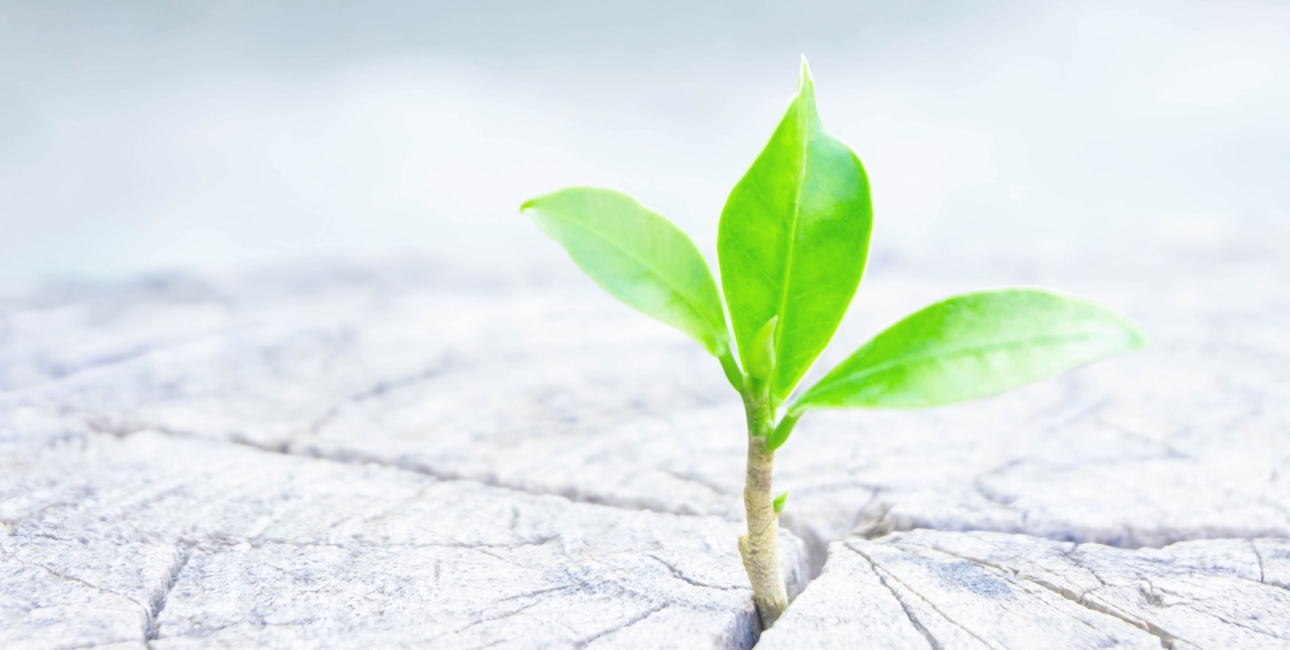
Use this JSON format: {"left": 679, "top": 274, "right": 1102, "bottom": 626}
{"left": 717, "top": 57, "right": 873, "bottom": 402}
{"left": 521, "top": 186, "right": 732, "bottom": 357}
{"left": 793, "top": 288, "right": 1146, "bottom": 411}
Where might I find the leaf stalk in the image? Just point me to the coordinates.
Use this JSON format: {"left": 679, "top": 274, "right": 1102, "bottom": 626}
{"left": 767, "top": 409, "right": 802, "bottom": 451}
{"left": 718, "top": 350, "right": 744, "bottom": 392}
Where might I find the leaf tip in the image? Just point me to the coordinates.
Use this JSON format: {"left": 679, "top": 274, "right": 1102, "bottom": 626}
{"left": 792, "top": 55, "right": 818, "bottom": 123}
{"left": 1098, "top": 300, "right": 1148, "bottom": 351}
{"left": 773, "top": 491, "right": 788, "bottom": 514}
{"left": 1123, "top": 319, "right": 1150, "bottom": 350}
{"left": 797, "top": 55, "right": 814, "bottom": 91}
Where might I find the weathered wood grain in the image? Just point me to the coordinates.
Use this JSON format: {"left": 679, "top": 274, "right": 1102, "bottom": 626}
{"left": 0, "top": 431, "right": 806, "bottom": 649}
{"left": 757, "top": 530, "right": 1290, "bottom": 649}
{"left": 2, "top": 235, "right": 1286, "bottom": 572}
{"left": 2, "top": 219, "right": 1287, "bottom": 647}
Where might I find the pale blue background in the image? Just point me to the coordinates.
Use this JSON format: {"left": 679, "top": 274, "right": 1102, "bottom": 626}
{"left": 2, "top": 0, "right": 1287, "bottom": 281}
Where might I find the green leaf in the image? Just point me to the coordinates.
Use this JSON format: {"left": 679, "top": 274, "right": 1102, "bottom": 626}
{"left": 794, "top": 288, "right": 1146, "bottom": 411}
{"left": 717, "top": 56, "right": 873, "bottom": 404}
{"left": 521, "top": 186, "right": 732, "bottom": 357}
{"left": 773, "top": 491, "right": 788, "bottom": 514}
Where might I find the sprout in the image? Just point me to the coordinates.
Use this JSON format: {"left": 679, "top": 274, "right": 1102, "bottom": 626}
{"left": 520, "top": 57, "right": 1143, "bottom": 629}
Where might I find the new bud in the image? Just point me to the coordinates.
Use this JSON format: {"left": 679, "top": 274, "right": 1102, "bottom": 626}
{"left": 746, "top": 315, "right": 778, "bottom": 396}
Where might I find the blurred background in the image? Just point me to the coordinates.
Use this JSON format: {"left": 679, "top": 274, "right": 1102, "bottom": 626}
{"left": 1, "top": 0, "right": 1287, "bottom": 283}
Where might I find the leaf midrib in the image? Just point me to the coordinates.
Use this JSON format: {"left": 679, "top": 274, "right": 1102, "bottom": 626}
{"left": 771, "top": 95, "right": 813, "bottom": 391}
{"left": 808, "top": 329, "right": 1120, "bottom": 399}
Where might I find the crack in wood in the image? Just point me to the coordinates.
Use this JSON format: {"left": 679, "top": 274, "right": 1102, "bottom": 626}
{"left": 145, "top": 545, "right": 190, "bottom": 647}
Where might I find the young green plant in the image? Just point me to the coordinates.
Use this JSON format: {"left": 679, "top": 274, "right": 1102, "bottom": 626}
{"left": 519, "top": 57, "right": 1144, "bottom": 629}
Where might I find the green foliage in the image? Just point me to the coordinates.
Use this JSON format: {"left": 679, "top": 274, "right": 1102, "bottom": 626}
{"left": 793, "top": 288, "right": 1146, "bottom": 412}
{"left": 521, "top": 187, "right": 731, "bottom": 358}
{"left": 772, "top": 491, "right": 788, "bottom": 514}
{"left": 717, "top": 58, "right": 873, "bottom": 405}
{"left": 520, "top": 59, "right": 1143, "bottom": 445}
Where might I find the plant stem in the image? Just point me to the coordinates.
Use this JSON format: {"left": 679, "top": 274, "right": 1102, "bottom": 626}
{"left": 739, "top": 391, "right": 789, "bottom": 629}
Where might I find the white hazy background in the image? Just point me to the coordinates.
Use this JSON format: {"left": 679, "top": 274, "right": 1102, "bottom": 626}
{"left": 1, "top": 0, "right": 1287, "bottom": 282}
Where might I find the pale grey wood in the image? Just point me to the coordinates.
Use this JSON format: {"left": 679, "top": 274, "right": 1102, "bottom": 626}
{"left": 2, "top": 241, "right": 1287, "bottom": 575}
{"left": 0, "top": 431, "right": 807, "bottom": 650}
{"left": 1255, "top": 538, "right": 1290, "bottom": 589}
{"left": 759, "top": 530, "right": 1290, "bottom": 649}
{"left": 744, "top": 541, "right": 934, "bottom": 650}
{"left": 2, "top": 221, "right": 1288, "bottom": 648}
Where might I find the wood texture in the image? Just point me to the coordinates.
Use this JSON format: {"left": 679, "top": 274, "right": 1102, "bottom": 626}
{"left": 2, "top": 218, "right": 1287, "bottom": 647}
{"left": 0, "top": 431, "right": 807, "bottom": 649}
{"left": 758, "top": 530, "right": 1290, "bottom": 649}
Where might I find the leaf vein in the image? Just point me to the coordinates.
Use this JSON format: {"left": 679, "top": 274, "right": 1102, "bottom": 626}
{"left": 809, "top": 330, "right": 1124, "bottom": 400}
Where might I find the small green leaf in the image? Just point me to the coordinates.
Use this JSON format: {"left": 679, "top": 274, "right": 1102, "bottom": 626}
{"left": 745, "top": 316, "right": 778, "bottom": 392}
{"left": 718, "top": 56, "right": 873, "bottom": 404}
{"left": 773, "top": 491, "right": 788, "bottom": 514}
{"left": 522, "top": 187, "right": 732, "bottom": 357}
{"left": 766, "top": 410, "right": 801, "bottom": 451}
{"left": 794, "top": 288, "right": 1146, "bottom": 410}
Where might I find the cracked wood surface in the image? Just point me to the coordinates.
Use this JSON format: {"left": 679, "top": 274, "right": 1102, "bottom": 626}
{"left": 757, "top": 529, "right": 1290, "bottom": 649}
{"left": 2, "top": 225, "right": 1286, "bottom": 571}
{"left": 0, "top": 431, "right": 807, "bottom": 649}
{"left": 1, "top": 219, "right": 1288, "bottom": 648}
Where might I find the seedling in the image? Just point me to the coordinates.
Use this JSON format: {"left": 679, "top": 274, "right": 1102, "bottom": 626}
{"left": 520, "top": 58, "right": 1144, "bottom": 629}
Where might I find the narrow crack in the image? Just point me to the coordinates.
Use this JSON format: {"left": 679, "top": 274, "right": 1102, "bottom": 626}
{"left": 447, "top": 598, "right": 549, "bottom": 636}
{"left": 282, "top": 438, "right": 729, "bottom": 524}
{"left": 874, "top": 564, "right": 999, "bottom": 650}
{"left": 458, "top": 640, "right": 506, "bottom": 650}
{"left": 925, "top": 543, "right": 1188, "bottom": 649}
{"left": 931, "top": 544, "right": 1195, "bottom": 646}
{"left": 243, "top": 536, "right": 561, "bottom": 553}
{"left": 145, "top": 546, "right": 190, "bottom": 648}
{"left": 843, "top": 545, "right": 940, "bottom": 650}
{"left": 74, "top": 423, "right": 720, "bottom": 525}
{"left": 1204, "top": 609, "right": 1290, "bottom": 641}
{"left": 67, "top": 389, "right": 747, "bottom": 528}
{"left": 497, "top": 585, "right": 577, "bottom": 603}
{"left": 852, "top": 498, "right": 896, "bottom": 540}
{"left": 159, "top": 612, "right": 243, "bottom": 636}
{"left": 1061, "top": 548, "right": 1110, "bottom": 592}
{"left": 0, "top": 308, "right": 268, "bottom": 397}
{"left": 1252, "top": 540, "right": 1266, "bottom": 584}
{"left": 0, "top": 552, "right": 146, "bottom": 612}
{"left": 572, "top": 602, "right": 669, "bottom": 649}
{"left": 644, "top": 554, "right": 743, "bottom": 591}
{"left": 50, "top": 640, "right": 141, "bottom": 650}
{"left": 298, "top": 357, "right": 456, "bottom": 437}
{"left": 927, "top": 542, "right": 1090, "bottom": 604}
